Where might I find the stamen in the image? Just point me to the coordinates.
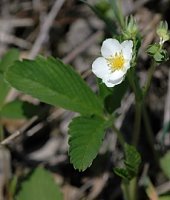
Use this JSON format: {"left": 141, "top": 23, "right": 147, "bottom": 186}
{"left": 107, "top": 52, "right": 125, "bottom": 71}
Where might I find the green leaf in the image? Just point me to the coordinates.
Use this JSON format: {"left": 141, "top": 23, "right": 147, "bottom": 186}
{"left": 147, "top": 44, "right": 169, "bottom": 63}
{"left": 0, "top": 100, "right": 41, "bottom": 119}
{"left": 69, "top": 115, "right": 106, "bottom": 171}
{"left": 5, "top": 56, "right": 103, "bottom": 115}
{"left": 124, "top": 143, "right": 141, "bottom": 175}
{"left": 0, "top": 49, "right": 19, "bottom": 108}
{"left": 160, "top": 151, "right": 170, "bottom": 179}
{"left": 15, "top": 167, "right": 63, "bottom": 200}
{"left": 114, "top": 168, "right": 131, "bottom": 181}
{"left": 104, "top": 79, "right": 128, "bottom": 113}
{"left": 0, "top": 49, "right": 19, "bottom": 73}
{"left": 153, "top": 49, "right": 168, "bottom": 63}
{"left": 147, "top": 44, "right": 160, "bottom": 55}
{"left": 159, "top": 196, "right": 170, "bottom": 200}
{"left": 114, "top": 143, "right": 141, "bottom": 181}
{"left": 0, "top": 74, "right": 10, "bottom": 109}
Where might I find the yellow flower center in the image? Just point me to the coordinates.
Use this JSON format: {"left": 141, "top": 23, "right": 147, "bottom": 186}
{"left": 107, "top": 52, "right": 125, "bottom": 71}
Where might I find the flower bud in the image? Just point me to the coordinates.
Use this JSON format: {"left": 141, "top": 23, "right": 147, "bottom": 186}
{"left": 123, "top": 16, "right": 138, "bottom": 39}
{"left": 156, "top": 21, "right": 170, "bottom": 45}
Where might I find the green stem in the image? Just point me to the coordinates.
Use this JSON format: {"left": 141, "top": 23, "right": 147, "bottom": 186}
{"left": 122, "top": 182, "right": 131, "bottom": 200}
{"left": 132, "top": 101, "right": 142, "bottom": 146}
{"left": 127, "top": 68, "right": 142, "bottom": 146}
{"left": 112, "top": 124, "right": 125, "bottom": 147}
{"left": 122, "top": 178, "right": 137, "bottom": 200}
{"left": 142, "top": 60, "right": 159, "bottom": 165}
{"left": 127, "top": 68, "right": 142, "bottom": 102}
{"left": 143, "top": 61, "right": 157, "bottom": 97}
{"left": 142, "top": 105, "right": 160, "bottom": 167}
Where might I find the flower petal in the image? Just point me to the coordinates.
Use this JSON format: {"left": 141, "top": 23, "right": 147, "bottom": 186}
{"left": 121, "top": 40, "right": 133, "bottom": 60}
{"left": 109, "top": 70, "right": 125, "bottom": 80}
{"left": 109, "top": 75, "right": 124, "bottom": 86}
{"left": 101, "top": 38, "right": 121, "bottom": 58}
{"left": 123, "top": 61, "right": 131, "bottom": 71}
{"left": 92, "top": 57, "right": 110, "bottom": 79}
{"left": 102, "top": 74, "right": 115, "bottom": 87}
{"left": 102, "top": 70, "right": 125, "bottom": 87}
{"left": 103, "top": 79, "right": 115, "bottom": 87}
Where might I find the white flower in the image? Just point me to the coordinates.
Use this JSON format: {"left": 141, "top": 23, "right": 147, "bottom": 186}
{"left": 92, "top": 38, "right": 133, "bottom": 87}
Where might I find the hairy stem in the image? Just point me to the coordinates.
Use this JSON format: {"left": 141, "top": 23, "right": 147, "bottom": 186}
{"left": 132, "top": 101, "right": 142, "bottom": 146}
{"left": 127, "top": 68, "right": 142, "bottom": 146}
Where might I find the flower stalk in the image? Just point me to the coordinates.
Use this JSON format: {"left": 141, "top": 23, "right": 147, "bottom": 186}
{"left": 143, "top": 61, "right": 157, "bottom": 97}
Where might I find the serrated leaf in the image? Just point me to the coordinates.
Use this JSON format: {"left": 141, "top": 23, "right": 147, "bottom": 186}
{"left": 0, "top": 100, "right": 41, "bottom": 119}
{"left": 69, "top": 115, "right": 106, "bottom": 171}
{"left": 160, "top": 151, "right": 170, "bottom": 179}
{"left": 114, "top": 143, "right": 141, "bottom": 181}
{"left": 15, "top": 167, "right": 63, "bottom": 200}
{"left": 114, "top": 168, "right": 131, "bottom": 181}
{"left": 124, "top": 143, "right": 141, "bottom": 174}
{"left": 5, "top": 56, "right": 103, "bottom": 115}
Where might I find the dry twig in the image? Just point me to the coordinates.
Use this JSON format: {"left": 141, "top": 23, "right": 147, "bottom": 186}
{"left": 1, "top": 116, "right": 38, "bottom": 145}
{"left": 29, "top": 0, "right": 66, "bottom": 59}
